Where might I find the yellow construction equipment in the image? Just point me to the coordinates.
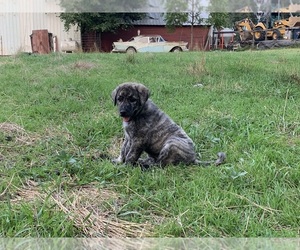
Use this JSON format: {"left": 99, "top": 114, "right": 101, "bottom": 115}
{"left": 235, "top": 16, "right": 300, "bottom": 42}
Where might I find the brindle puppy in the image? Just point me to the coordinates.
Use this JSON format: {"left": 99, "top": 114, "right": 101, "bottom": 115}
{"left": 111, "top": 82, "right": 225, "bottom": 167}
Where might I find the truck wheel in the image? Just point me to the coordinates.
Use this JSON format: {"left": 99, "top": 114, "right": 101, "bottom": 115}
{"left": 254, "top": 27, "right": 265, "bottom": 41}
{"left": 272, "top": 30, "right": 281, "bottom": 40}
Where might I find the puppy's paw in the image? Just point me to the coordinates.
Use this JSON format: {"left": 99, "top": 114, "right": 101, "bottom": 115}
{"left": 111, "top": 156, "right": 123, "bottom": 164}
{"left": 138, "top": 157, "right": 156, "bottom": 170}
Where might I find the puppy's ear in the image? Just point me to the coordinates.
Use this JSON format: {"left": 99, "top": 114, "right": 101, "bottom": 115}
{"left": 136, "top": 84, "right": 150, "bottom": 105}
{"left": 111, "top": 86, "right": 120, "bottom": 106}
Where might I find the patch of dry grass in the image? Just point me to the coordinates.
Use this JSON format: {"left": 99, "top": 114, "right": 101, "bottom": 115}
{"left": 72, "top": 61, "right": 97, "bottom": 70}
{"left": 12, "top": 181, "right": 152, "bottom": 237}
{"left": 0, "top": 122, "right": 38, "bottom": 145}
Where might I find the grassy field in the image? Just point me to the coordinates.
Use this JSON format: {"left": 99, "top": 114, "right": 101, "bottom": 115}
{"left": 0, "top": 49, "right": 299, "bottom": 238}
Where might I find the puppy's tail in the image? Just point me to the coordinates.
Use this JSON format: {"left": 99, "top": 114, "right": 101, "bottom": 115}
{"left": 195, "top": 152, "right": 226, "bottom": 167}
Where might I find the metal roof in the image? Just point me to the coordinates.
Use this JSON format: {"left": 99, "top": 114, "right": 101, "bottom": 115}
{"left": 134, "top": 13, "right": 166, "bottom": 25}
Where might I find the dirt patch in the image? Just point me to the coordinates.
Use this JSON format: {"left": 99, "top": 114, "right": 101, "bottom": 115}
{"left": 13, "top": 181, "right": 152, "bottom": 237}
{"left": 0, "top": 122, "right": 37, "bottom": 145}
{"left": 72, "top": 61, "right": 97, "bottom": 70}
{"left": 12, "top": 180, "right": 41, "bottom": 202}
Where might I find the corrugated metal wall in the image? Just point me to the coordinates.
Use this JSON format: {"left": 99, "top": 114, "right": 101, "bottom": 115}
{"left": 0, "top": 0, "right": 62, "bottom": 13}
{"left": 0, "top": 13, "right": 80, "bottom": 55}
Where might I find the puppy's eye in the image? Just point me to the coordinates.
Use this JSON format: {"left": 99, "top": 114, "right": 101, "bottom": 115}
{"left": 117, "top": 96, "right": 124, "bottom": 102}
{"left": 129, "top": 97, "right": 137, "bottom": 103}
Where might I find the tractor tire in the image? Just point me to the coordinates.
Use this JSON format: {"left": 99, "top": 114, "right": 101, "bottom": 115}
{"left": 254, "top": 27, "right": 265, "bottom": 41}
{"left": 272, "top": 29, "right": 281, "bottom": 40}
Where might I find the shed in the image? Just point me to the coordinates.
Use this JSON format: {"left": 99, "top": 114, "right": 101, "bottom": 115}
{"left": 0, "top": 0, "right": 80, "bottom": 55}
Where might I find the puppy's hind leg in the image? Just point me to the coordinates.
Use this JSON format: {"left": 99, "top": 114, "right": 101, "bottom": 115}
{"left": 156, "top": 138, "right": 197, "bottom": 166}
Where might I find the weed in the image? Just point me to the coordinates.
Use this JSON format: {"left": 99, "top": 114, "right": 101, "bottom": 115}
{"left": 187, "top": 56, "right": 207, "bottom": 75}
{"left": 125, "top": 52, "right": 136, "bottom": 64}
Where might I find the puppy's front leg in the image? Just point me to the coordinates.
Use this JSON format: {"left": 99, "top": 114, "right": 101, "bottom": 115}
{"left": 124, "top": 142, "right": 143, "bottom": 166}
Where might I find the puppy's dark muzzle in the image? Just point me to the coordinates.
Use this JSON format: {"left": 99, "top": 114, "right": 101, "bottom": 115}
{"left": 119, "top": 105, "right": 133, "bottom": 121}
{"left": 120, "top": 110, "right": 130, "bottom": 117}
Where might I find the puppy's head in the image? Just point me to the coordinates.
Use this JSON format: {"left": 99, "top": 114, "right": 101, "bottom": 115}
{"left": 111, "top": 82, "right": 150, "bottom": 122}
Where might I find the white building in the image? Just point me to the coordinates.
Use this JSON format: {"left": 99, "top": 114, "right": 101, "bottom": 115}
{"left": 0, "top": 0, "right": 80, "bottom": 55}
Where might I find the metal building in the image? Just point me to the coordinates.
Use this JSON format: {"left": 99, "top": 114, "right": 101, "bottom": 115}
{"left": 0, "top": 0, "right": 80, "bottom": 55}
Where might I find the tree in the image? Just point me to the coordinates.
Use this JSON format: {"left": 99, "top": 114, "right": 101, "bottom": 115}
{"left": 164, "top": 0, "right": 203, "bottom": 49}
{"left": 206, "top": 0, "right": 230, "bottom": 29}
{"left": 59, "top": 12, "right": 145, "bottom": 33}
{"left": 164, "top": 0, "right": 189, "bottom": 30}
{"left": 59, "top": 0, "right": 146, "bottom": 33}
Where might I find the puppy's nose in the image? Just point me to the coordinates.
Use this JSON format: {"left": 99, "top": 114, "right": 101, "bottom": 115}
{"left": 120, "top": 111, "right": 127, "bottom": 117}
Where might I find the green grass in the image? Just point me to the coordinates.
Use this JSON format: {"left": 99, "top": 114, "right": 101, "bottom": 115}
{"left": 0, "top": 50, "right": 299, "bottom": 237}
